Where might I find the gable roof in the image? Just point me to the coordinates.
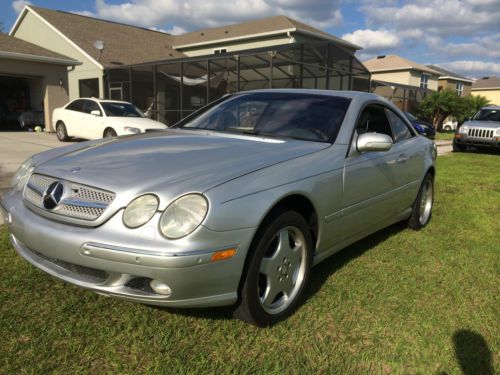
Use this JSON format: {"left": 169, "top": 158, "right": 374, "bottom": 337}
{"left": 11, "top": 6, "right": 185, "bottom": 68}
{"left": 0, "top": 32, "right": 79, "bottom": 65}
{"left": 426, "top": 65, "right": 473, "bottom": 83}
{"left": 472, "top": 76, "right": 500, "bottom": 90}
{"left": 363, "top": 55, "right": 440, "bottom": 75}
{"left": 173, "top": 15, "right": 361, "bottom": 50}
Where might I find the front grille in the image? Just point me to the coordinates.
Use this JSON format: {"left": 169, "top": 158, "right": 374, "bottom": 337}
{"left": 23, "top": 174, "right": 115, "bottom": 222}
{"left": 33, "top": 249, "right": 108, "bottom": 283}
{"left": 468, "top": 128, "right": 494, "bottom": 139}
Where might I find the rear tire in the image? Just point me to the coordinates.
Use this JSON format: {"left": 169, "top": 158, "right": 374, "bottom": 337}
{"left": 235, "top": 210, "right": 313, "bottom": 327}
{"left": 408, "top": 173, "right": 434, "bottom": 230}
{"left": 56, "top": 121, "right": 69, "bottom": 142}
{"left": 452, "top": 140, "right": 466, "bottom": 152}
{"left": 103, "top": 128, "right": 117, "bottom": 138}
{"left": 444, "top": 125, "right": 451, "bottom": 131}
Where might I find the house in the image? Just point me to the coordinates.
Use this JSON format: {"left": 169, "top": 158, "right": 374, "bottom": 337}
{"left": 471, "top": 77, "right": 500, "bottom": 105}
{"left": 9, "top": 5, "right": 370, "bottom": 126}
{"left": 426, "top": 65, "right": 473, "bottom": 96}
{"left": 0, "top": 33, "right": 80, "bottom": 130}
{"left": 362, "top": 55, "right": 441, "bottom": 112}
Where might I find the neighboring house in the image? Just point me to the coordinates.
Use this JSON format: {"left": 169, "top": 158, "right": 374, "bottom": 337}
{"left": 8, "top": 5, "right": 370, "bottom": 126}
{"left": 363, "top": 55, "right": 440, "bottom": 91}
{"left": 0, "top": 33, "right": 80, "bottom": 131}
{"left": 426, "top": 65, "right": 473, "bottom": 96}
{"left": 472, "top": 77, "right": 500, "bottom": 105}
{"left": 362, "top": 55, "right": 441, "bottom": 112}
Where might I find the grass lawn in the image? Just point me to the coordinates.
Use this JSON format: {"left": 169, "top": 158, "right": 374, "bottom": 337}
{"left": 435, "top": 132, "right": 455, "bottom": 141}
{"left": 1, "top": 153, "right": 498, "bottom": 374}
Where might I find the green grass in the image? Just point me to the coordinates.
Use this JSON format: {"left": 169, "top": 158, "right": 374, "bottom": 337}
{"left": 435, "top": 132, "right": 455, "bottom": 141}
{"left": 1, "top": 153, "right": 499, "bottom": 374}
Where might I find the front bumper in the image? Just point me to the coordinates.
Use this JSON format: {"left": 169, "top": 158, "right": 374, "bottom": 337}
{"left": 1, "top": 190, "right": 256, "bottom": 307}
{"left": 454, "top": 134, "right": 500, "bottom": 148}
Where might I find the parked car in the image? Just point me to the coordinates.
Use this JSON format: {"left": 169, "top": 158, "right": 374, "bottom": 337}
{"left": 0, "top": 107, "right": 44, "bottom": 130}
{"left": 1, "top": 90, "right": 436, "bottom": 326}
{"left": 404, "top": 112, "right": 436, "bottom": 139}
{"left": 52, "top": 98, "right": 167, "bottom": 141}
{"left": 442, "top": 120, "right": 458, "bottom": 132}
{"left": 453, "top": 106, "right": 500, "bottom": 152}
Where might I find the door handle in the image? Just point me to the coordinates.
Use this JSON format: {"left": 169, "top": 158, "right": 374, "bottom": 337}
{"left": 397, "top": 154, "right": 408, "bottom": 163}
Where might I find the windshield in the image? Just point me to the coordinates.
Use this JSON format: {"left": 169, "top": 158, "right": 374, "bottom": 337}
{"left": 178, "top": 92, "right": 351, "bottom": 143}
{"left": 101, "top": 102, "right": 144, "bottom": 117}
{"left": 473, "top": 109, "right": 500, "bottom": 122}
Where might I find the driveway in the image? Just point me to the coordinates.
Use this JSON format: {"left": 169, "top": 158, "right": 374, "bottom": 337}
{"left": 0, "top": 132, "right": 66, "bottom": 191}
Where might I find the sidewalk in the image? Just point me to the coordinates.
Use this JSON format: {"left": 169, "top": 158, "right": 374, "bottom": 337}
{"left": 434, "top": 139, "right": 453, "bottom": 155}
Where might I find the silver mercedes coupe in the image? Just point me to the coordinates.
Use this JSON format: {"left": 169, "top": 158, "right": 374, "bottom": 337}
{"left": 0, "top": 90, "right": 436, "bottom": 326}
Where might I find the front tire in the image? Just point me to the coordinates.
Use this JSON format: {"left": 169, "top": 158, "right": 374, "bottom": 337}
{"left": 453, "top": 140, "right": 466, "bottom": 152}
{"left": 408, "top": 173, "right": 434, "bottom": 230}
{"left": 235, "top": 210, "right": 313, "bottom": 327}
{"left": 103, "top": 128, "right": 117, "bottom": 138}
{"left": 56, "top": 121, "right": 69, "bottom": 142}
{"left": 444, "top": 125, "right": 452, "bottom": 132}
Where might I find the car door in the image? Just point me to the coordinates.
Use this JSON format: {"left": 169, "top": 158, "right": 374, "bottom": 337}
{"left": 340, "top": 104, "right": 411, "bottom": 241}
{"left": 63, "top": 99, "right": 85, "bottom": 137}
{"left": 82, "top": 100, "right": 105, "bottom": 139}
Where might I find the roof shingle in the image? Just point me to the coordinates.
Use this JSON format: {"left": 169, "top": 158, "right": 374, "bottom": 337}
{"left": 363, "top": 55, "right": 440, "bottom": 75}
{"left": 472, "top": 76, "right": 500, "bottom": 90}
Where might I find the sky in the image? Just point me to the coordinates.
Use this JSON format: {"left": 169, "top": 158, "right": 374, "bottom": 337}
{"left": 1, "top": 0, "right": 499, "bottom": 78}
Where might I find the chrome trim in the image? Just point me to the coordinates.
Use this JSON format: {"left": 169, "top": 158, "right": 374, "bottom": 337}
{"left": 61, "top": 199, "right": 109, "bottom": 209}
{"left": 26, "top": 182, "right": 44, "bottom": 195}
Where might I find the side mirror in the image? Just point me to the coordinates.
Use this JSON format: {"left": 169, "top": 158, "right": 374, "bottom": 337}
{"left": 90, "top": 110, "right": 101, "bottom": 116}
{"left": 357, "top": 132, "right": 393, "bottom": 152}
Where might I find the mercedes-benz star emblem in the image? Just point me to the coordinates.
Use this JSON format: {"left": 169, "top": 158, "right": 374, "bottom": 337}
{"left": 42, "top": 181, "right": 65, "bottom": 210}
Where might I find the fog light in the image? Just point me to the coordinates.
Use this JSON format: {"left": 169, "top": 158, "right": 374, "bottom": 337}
{"left": 149, "top": 280, "right": 172, "bottom": 296}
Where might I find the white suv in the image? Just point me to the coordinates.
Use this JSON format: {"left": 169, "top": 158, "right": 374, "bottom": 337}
{"left": 453, "top": 106, "right": 500, "bottom": 151}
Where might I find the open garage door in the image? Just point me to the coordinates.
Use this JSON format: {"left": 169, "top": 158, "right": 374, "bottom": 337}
{"left": 0, "top": 75, "right": 45, "bottom": 131}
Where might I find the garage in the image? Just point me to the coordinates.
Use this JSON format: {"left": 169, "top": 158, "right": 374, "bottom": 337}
{"left": 0, "top": 33, "right": 80, "bottom": 132}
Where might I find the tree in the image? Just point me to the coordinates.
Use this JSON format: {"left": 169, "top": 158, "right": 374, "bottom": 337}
{"left": 418, "top": 89, "right": 461, "bottom": 130}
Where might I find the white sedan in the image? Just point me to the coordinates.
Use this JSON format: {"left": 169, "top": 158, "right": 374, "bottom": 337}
{"left": 52, "top": 98, "right": 167, "bottom": 141}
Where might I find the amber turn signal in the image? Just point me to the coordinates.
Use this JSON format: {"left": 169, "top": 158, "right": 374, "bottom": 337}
{"left": 211, "top": 248, "right": 237, "bottom": 262}
{"left": 454, "top": 134, "right": 462, "bottom": 138}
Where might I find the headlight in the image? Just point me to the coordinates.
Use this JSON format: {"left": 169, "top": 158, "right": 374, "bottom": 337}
{"left": 124, "top": 126, "right": 141, "bottom": 134}
{"left": 10, "top": 158, "right": 34, "bottom": 191}
{"left": 459, "top": 126, "right": 468, "bottom": 134}
{"left": 159, "top": 194, "right": 208, "bottom": 239}
{"left": 123, "top": 194, "right": 159, "bottom": 228}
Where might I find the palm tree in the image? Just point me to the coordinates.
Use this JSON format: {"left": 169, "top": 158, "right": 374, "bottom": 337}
{"left": 418, "top": 89, "right": 461, "bottom": 130}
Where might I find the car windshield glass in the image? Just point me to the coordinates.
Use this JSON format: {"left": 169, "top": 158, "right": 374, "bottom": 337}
{"left": 473, "top": 109, "right": 500, "bottom": 122}
{"left": 179, "top": 92, "right": 351, "bottom": 143}
{"left": 404, "top": 112, "right": 418, "bottom": 121}
{"left": 101, "top": 102, "right": 144, "bottom": 117}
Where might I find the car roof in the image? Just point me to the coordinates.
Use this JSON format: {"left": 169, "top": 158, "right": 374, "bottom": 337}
{"left": 481, "top": 105, "right": 500, "bottom": 110}
{"left": 77, "top": 98, "right": 131, "bottom": 104}
{"left": 237, "top": 88, "right": 379, "bottom": 100}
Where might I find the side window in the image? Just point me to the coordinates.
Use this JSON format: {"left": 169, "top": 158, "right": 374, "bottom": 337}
{"left": 83, "top": 100, "right": 101, "bottom": 115}
{"left": 66, "top": 100, "right": 84, "bottom": 112}
{"left": 386, "top": 109, "right": 413, "bottom": 142}
{"left": 355, "top": 105, "right": 393, "bottom": 139}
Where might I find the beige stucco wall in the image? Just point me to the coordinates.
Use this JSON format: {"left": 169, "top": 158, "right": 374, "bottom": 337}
{"left": 0, "top": 58, "right": 69, "bottom": 131}
{"left": 370, "top": 70, "right": 438, "bottom": 91}
{"left": 472, "top": 90, "right": 500, "bottom": 105}
{"left": 438, "top": 79, "right": 472, "bottom": 96}
{"left": 12, "top": 10, "right": 103, "bottom": 100}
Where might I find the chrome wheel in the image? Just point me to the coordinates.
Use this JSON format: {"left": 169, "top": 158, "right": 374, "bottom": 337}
{"left": 258, "top": 226, "right": 307, "bottom": 315}
{"left": 57, "top": 125, "right": 65, "bottom": 139}
{"left": 418, "top": 179, "right": 433, "bottom": 225}
{"left": 104, "top": 128, "right": 117, "bottom": 138}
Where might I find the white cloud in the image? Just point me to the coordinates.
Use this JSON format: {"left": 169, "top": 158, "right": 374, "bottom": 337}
{"left": 81, "top": 0, "right": 343, "bottom": 33}
{"left": 445, "top": 34, "right": 500, "bottom": 59}
{"left": 436, "top": 60, "right": 500, "bottom": 77}
{"left": 12, "top": 0, "right": 32, "bottom": 14}
{"left": 341, "top": 29, "right": 401, "bottom": 51}
{"left": 363, "top": 0, "right": 500, "bottom": 37}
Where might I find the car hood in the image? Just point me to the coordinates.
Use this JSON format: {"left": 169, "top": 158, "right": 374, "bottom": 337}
{"left": 463, "top": 120, "right": 500, "bottom": 129}
{"left": 34, "top": 129, "right": 329, "bottom": 207}
{"left": 107, "top": 117, "right": 167, "bottom": 129}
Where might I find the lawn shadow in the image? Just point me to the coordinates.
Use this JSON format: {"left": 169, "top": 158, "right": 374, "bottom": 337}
{"left": 155, "top": 223, "right": 405, "bottom": 322}
{"left": 465, "top": 147, "right": 500, "bottom": 156}
{"left": 452, "top": 329, "right": 494, "bottom": 375}
{"left": 303, "top": 222, "right": 404, "bottom": 303}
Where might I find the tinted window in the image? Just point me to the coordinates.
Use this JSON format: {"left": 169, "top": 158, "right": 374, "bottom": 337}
{"left": 180, "top": 92, "right": 351, "bottom": 143}
{"left": 66, "top": 100, "right": 85, "bottom": 112}
{"left": 100, "top": 102, "right": 144, "bottom": 117}
{"left": 83, "top": 100, "right": 101, "bottom": 115}
{"left": 355, "top": 105, "right": 393, "bottom": 139}
{"left": 387, "top": 109, "right": 413, "bottom": 142}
